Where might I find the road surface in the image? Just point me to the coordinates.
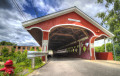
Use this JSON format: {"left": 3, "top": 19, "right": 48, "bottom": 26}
{"left": 28, "top": 58, "right": 120, "bottom": 76}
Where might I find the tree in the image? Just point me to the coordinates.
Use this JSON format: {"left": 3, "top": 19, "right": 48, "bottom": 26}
{"left": 95, "top": 43, "right": 113, "bottom": 52}
{"left": 106, "top": 43, "right": 113, "bottom": 52}
{"left": 0, "top": 41, "right": 17, "bottom": 46}
{"left": 96, "top": 0, "right": 120, "bottom": 43}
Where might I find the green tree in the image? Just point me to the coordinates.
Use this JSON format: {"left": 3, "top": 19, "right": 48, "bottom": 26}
{"left": 96, "top": 0, "right": 120, "bottom": 42}
{"left": 106, "top": 43, "right": 113, "bottom": 52}
{"left": 114, "top": 43, "right": 120, "bottom": 54}
{"left": 0, "top": 41, "right": 17, "bottom": 46}
{"left": 1, "top": 47, "right": 9, "bottom": 57}
{"left": 95, "top": 43, "right": 113, "bottom": 52}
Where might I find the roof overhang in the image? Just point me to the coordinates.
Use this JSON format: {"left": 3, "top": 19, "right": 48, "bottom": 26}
{"left": 22, "top": 6, "right": 114, "bottom": 38}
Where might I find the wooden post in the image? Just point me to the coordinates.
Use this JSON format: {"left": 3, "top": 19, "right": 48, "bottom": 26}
{"left": 20, "top": 46, "right": 23, "bottom": 52}
{"left": 30, "top": 46, "right": 32, "bottom": 50}
{"left": 32, "top": 58, "right": 35, "bottom": 69}
{"left": 15, "top": 46, "right": 18, "bottom": 51}
{"left": 34, "top": 47, "right": 36, "bottom": 51}
{"left": 25, "top": 46, "right": 27, "bottom": 51}
{"left": 79, "top": 41, "right": 81, "bottom": 55}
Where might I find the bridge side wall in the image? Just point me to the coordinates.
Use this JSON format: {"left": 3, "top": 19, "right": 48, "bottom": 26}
{"left": 96, "top": 52, "right": 113, "bottom": 60}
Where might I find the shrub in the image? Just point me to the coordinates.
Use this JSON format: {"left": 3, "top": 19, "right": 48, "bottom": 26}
{"left": 35, "top": 57, "right": 42, "bottom": 65}
{"left": 1, "top": 47, "right": 9, "bottom": 57}
{"left": 16, "top": 50, "right": 27, "bottom": 63}
{"left": 36, "top": 47, "right": 42, "bottom": 51}
{"left": 24, "top": 59, "right": 31, "bottom": 67}
{"left": 17, "top": 51, "right": 21, "bottom": 54}
{"left": 9, "top": 48, "right": 15, "bottom": 57}
{"left": 30, "top": 47, "right": 34, "bottom": 51}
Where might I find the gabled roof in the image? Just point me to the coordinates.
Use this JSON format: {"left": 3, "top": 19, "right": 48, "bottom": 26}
{"left": 22, "top": 6, "right": 114, "bottom": 37}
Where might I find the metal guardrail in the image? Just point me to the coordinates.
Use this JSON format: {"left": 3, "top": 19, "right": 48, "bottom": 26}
{"left": 27, "top": 51, "right": 48, "bottom": 69}
{"left": 27, "top": 51, "right": 48, "bottom": 58}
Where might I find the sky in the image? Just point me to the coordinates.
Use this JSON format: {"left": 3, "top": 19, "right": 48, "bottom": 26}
{"left": 0, "top": 0, "right": 112, "bottom": 46}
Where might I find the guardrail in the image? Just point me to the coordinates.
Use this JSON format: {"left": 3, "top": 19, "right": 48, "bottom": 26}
{"left": 27, "top": 51, "right": 48, "bottom": 69}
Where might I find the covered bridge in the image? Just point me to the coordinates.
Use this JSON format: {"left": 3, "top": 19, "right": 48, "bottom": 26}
{"left": 22, "top": 7, "right": 114, "bottom": 61}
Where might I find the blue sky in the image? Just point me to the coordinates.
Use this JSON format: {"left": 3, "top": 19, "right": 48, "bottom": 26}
{"left": 0, "top": 0, "right": 112, "bottom": 46}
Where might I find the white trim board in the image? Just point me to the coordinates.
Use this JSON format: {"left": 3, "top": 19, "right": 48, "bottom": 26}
{"left": 22, "top": 7, "right": 114, "bottom": 38}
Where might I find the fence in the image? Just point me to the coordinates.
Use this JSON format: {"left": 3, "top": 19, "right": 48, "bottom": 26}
{"left": 0, "top": 46, "right": 42, "bottom": 52}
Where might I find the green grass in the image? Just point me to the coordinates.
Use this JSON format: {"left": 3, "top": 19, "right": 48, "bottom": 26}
{"left": 0, "top": 50, "right": 45, "bottom": 76}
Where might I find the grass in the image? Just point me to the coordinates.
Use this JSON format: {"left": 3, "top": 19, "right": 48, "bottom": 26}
{"left": 0, "top": 49, "right": 45, "bottom": 76}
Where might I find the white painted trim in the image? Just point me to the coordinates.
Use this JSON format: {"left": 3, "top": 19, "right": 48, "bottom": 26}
{"left": 104, "top": 38, "right": 107, "bottom": 52}
{"left": 26, "top": 27, "right": 43, "bottom": 31}
{"left": 23, "top": 7, "right": 75, "bottom": 27}
{"left": 49, "top": 24, "right": 96, "bottom": 36}
{"left": 68, "top": 18, "right": 81, "bottom": 22}
{"left": 22, "top": 7, "right": 114, "bottom": 38}
{"left": 74, "top": 7, "right": 114, "bottom": 38}
{"left": 26, "top": 27, "right": 49, "bottom": 32}
{"left": 89, "top": 34, "right": 109, "bottom": 59}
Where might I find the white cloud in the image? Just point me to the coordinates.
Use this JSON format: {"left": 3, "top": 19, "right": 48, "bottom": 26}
{"left": 0, "top": 2, "right": 39, "bottom": 46}
{"left": 34, "top": 0, "right": 56, "bottom": 14}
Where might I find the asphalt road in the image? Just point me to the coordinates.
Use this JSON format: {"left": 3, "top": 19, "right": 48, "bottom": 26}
{"left": 28, "top": 58, "right": 120, "bottom": 76}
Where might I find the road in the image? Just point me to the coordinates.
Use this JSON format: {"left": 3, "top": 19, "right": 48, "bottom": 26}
{"left": 28, "top": 58, "right": 120, "bottom": 76}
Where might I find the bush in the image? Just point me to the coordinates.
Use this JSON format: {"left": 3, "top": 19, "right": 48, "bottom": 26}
{"left": 36, "top": 47, "right": 42, "bottom": 51}
{"left": 17, "top": 51, "right": 21, "bottom": 54}
{"left": 16, "top": 50, "right": 28, "bottom": 64}
{"left": 35, "top": 57, "right": 42, "bottom": 65}
{"left": 9, "top": 48, "right": 15, "bottom": 57}
{"left": 1, "top": 47, "right": 9, "bottom": 57}
{"left": 30, "top": 47, "right": 34, "bottom": 51}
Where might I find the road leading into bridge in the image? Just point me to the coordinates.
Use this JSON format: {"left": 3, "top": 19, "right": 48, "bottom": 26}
{"left": 28, "top": 58, "right": 120, "bottom": 76}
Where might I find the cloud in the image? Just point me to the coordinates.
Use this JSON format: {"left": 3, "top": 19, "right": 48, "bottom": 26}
{"left": 0, "top": 0, "right": 13, "bottom": 10}
{"left": 33, "top": 0, "right": 63, "bottom": 15}
{"left": 0, "top": 0, "right": 39, "bottom": 46}
{"left": 33, "top": 0, "right": 106, "bottom": 24}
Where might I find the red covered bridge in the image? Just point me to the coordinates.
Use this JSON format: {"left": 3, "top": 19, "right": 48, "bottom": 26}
{"left": 22, "top": 7, "right": 114, "bottom": 61}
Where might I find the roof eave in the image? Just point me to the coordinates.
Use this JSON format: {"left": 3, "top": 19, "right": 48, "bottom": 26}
{"left": 22, "top": 7, "right": 114, "bottom": 38}
{"left": 22, "top": 7, "right": 75, "bottom": 27}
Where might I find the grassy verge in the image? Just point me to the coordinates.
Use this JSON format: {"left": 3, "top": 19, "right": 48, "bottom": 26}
{"left": 0, "top": 47, "right": 45, "bottom": 76}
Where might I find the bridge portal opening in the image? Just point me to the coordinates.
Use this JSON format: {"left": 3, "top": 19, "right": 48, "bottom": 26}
{"left": 49, "top": 25, "right": 93, "bottom": 59}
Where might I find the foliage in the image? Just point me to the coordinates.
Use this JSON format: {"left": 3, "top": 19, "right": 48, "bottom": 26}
{"left": 1, "top": 47, "right": 9, "bottom": 57}
{"left": 30, "top": 47, "right": 34, "bottom": 51}
{"left": 30, "top": 47, "right": 42, "bottom": 51}
{"left": 9, "top": 48, "right": 16, "bottom": 57}
{"left": 0, "top": 41, "right": 17, "bottom": 46}
{"left": 0, "top": 48, "right": 44, "bottom": 76}
{"left": 96, "top": 0, "right": 120, "bottom": 42}
{"left": 36, "top": 47, "right": 42, "bottom": 51}
{"left": 17, "top": 51, "right": 21, "bottom": 55}
{"left": 16, "top": 50, "right": 27, "bottom": 63}
{"left": 95, "top": 43, "right": 113, "bottom": 52}
{"left": 114, "top": 43, "right": 120, "bottom": 53}
{"left": 35, "top": 57, "right": 42, "bottom": 65}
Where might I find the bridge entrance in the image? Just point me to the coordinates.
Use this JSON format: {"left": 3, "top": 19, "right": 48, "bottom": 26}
{"left": 22, "top": 7, "right": 114, "bottom": 61}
